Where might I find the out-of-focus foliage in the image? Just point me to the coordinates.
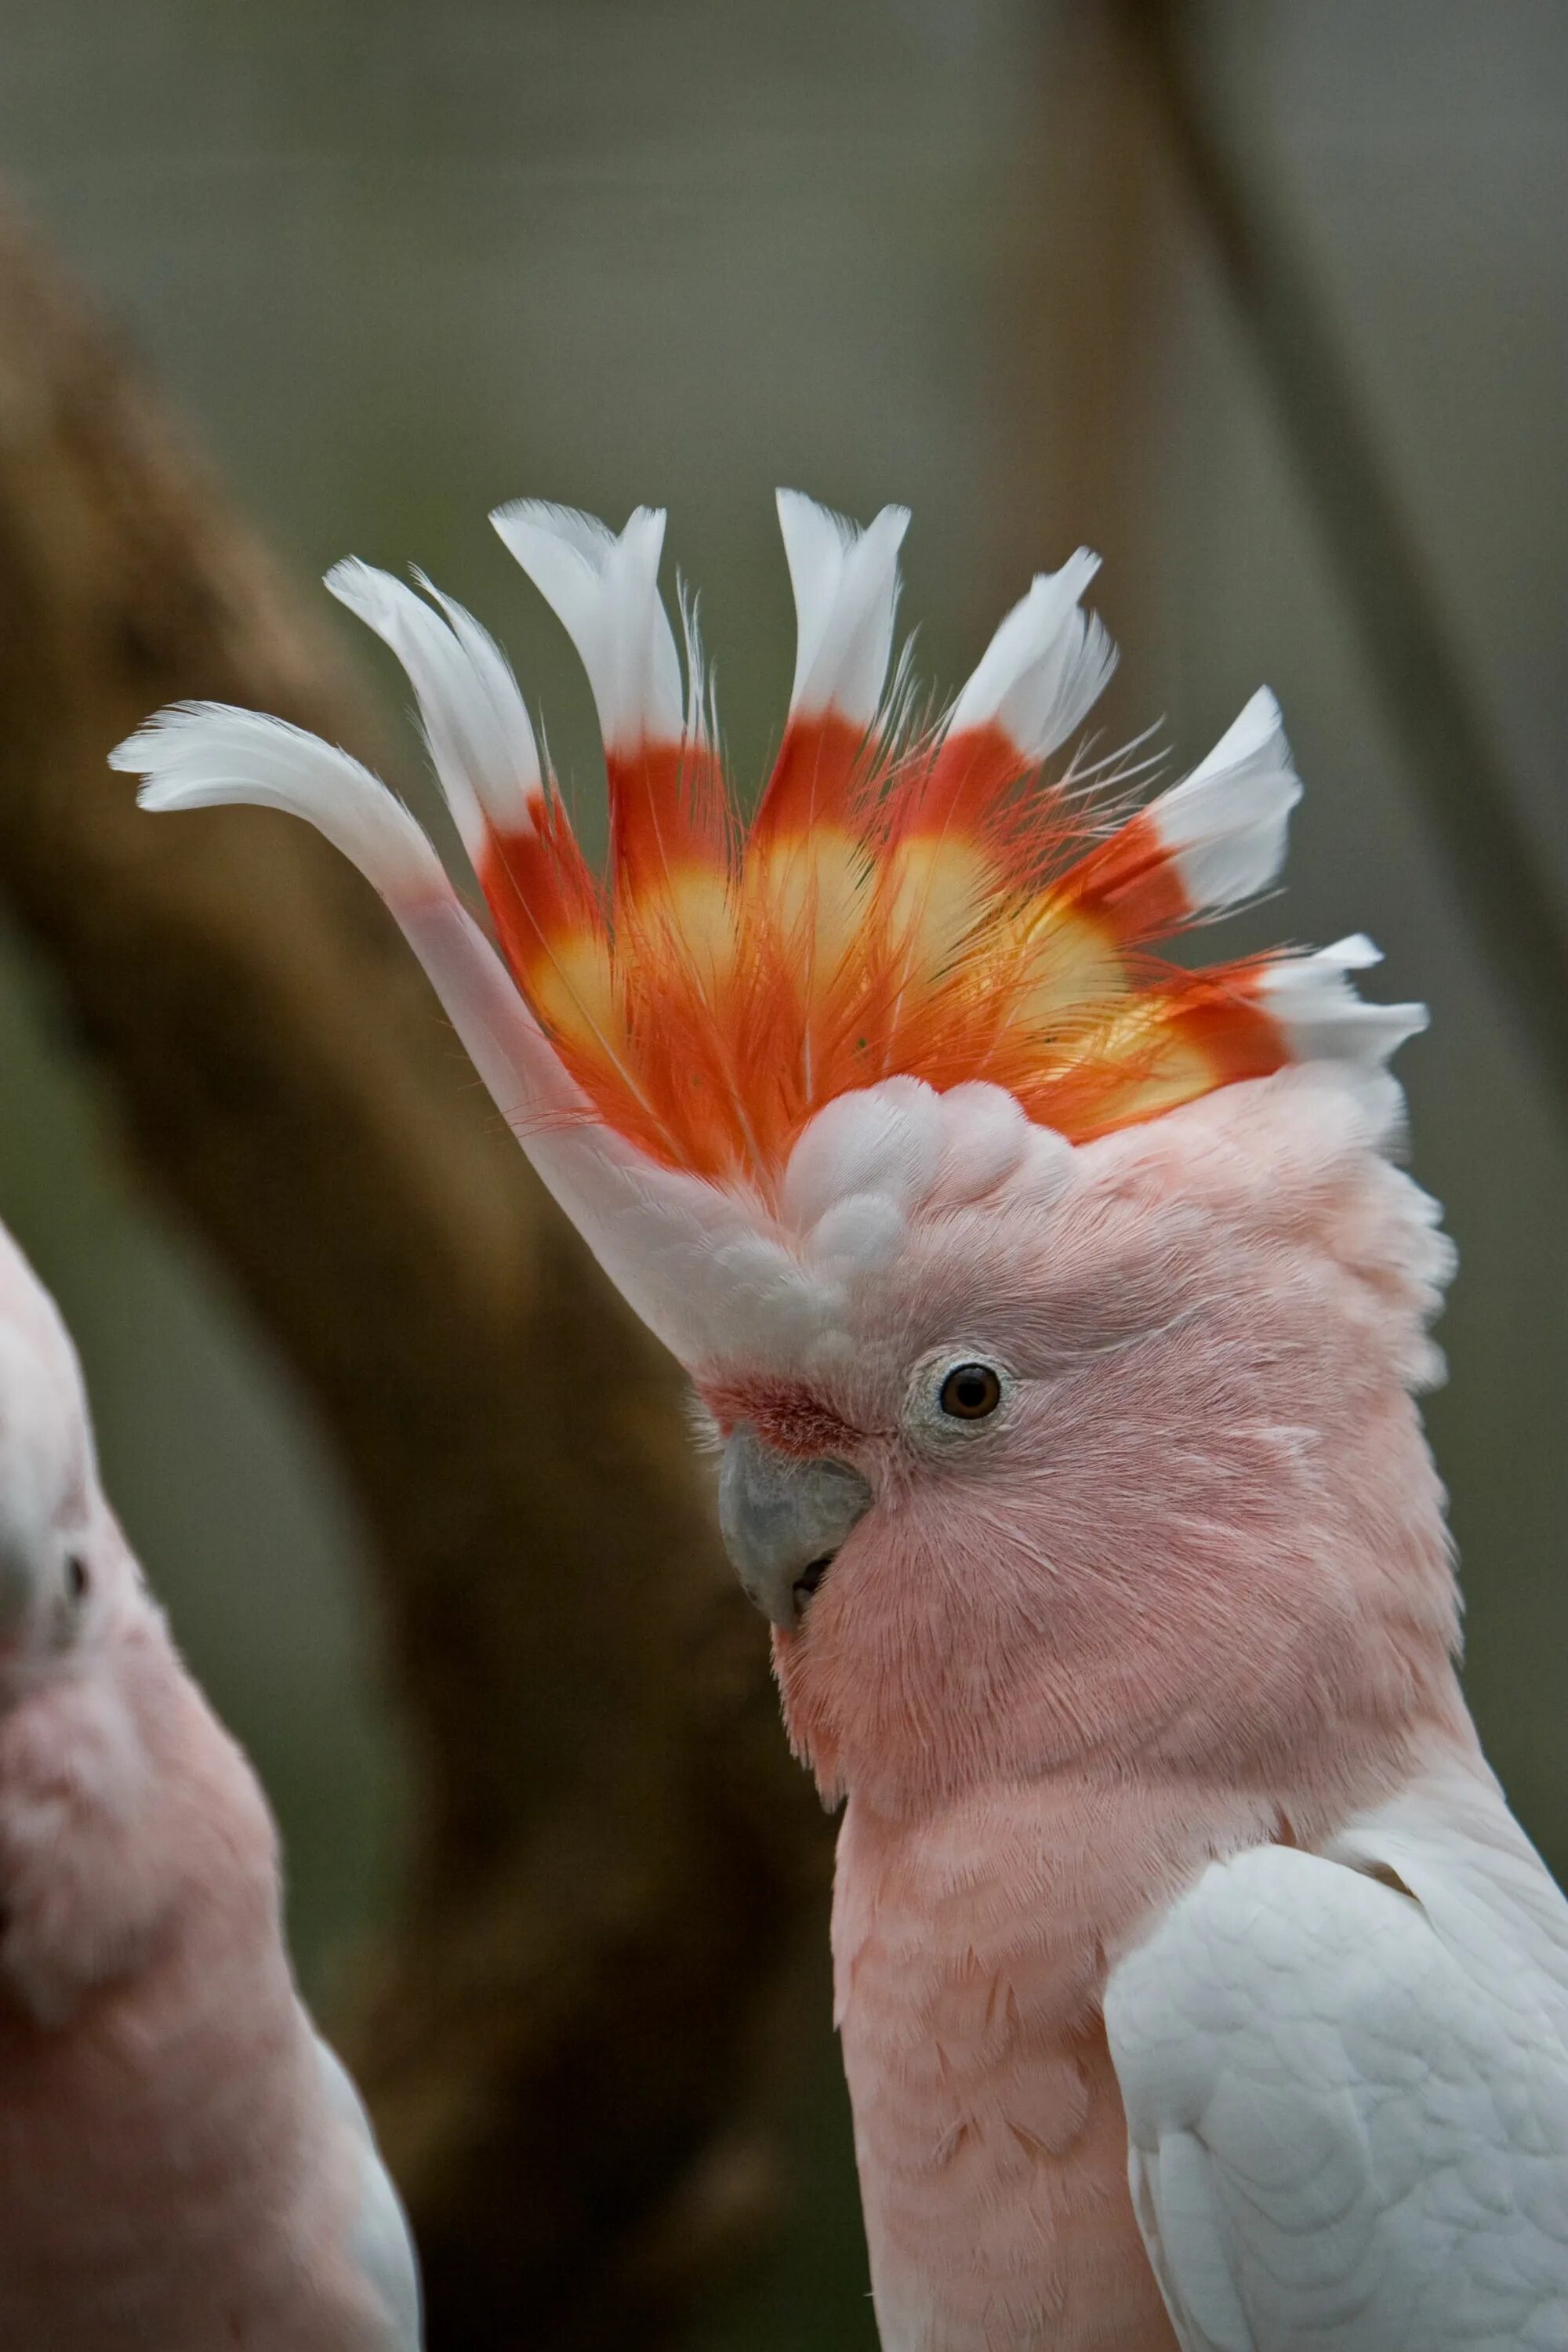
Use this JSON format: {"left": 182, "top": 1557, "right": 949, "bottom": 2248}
{"left": 0, "top": 5, "right": 1562, "bottom": 2343}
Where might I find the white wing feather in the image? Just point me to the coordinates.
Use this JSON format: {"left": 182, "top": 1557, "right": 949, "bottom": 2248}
{"left": 314, "top": 2036, "right": 423, "bottom": 2351}
{"left": 1105, "top": 1777, "right": 1568, "bottom": 2352}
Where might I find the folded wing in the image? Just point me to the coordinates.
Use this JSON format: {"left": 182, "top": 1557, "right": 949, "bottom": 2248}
{"left": 312, "top": 2034, "right": 424, "bottom": 2352}
{"left": 1105, "top": 1810, "right": 1568, "bottom": 2351}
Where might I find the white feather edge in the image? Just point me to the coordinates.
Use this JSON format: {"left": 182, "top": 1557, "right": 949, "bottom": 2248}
{"left": 1148, "top": 686, "right": 1302, "bottom": 913}
{"left": 325, "top": 558, "right": 542, "bottom": 865}
{"left": 1257, "top": 935, "right": 1428, "bottom": 1066}
{"left": 946, "top": 549, "right": 1116, "bottom": 761}
{"left": 311, "top": 2036, "right": 423, "bottom": 2351}
{"left": 780, "top": 1077, "right": 1074, "bottom": 1240}
{"left": 489, "top": 499, "right": 685, "bottom": 753}
{"left": 110, "top": 704, "right": 447, "bottom": 908}
{"left": 775, "top": 488, "right": 911, "bottom": 729}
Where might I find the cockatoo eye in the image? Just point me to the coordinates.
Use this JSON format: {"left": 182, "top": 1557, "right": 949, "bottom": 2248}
{"left": 66, "top": 1555, "right": 89, "bottom": 1603}
{"left": 906, "top": 1353, "right": 1015, "bottom": 1447}
{"left": 938, "top": 1363, "right": 1004, "bottom": 1420}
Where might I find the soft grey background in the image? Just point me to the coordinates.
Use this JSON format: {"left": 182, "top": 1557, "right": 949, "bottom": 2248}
{"left": 0, "top": 4, "right": 1563, "bottom": 2341}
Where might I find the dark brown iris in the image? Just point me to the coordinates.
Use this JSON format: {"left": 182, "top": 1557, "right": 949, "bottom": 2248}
{"left": 938, "top": 1363, "right": 1003, "bottom": 1420}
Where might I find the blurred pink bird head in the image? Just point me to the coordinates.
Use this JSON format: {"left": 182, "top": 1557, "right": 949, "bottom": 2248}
{"left": 695, "top": 1064, "right": 1457, "bottom": 1811}
{"left": 0, "top": 1227, "right": 129, "bottom": 1703}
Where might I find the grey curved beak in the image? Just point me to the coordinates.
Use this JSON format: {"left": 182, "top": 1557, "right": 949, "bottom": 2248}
{"left": 717, "top": 1425, "right": 873, "bottom": 1628}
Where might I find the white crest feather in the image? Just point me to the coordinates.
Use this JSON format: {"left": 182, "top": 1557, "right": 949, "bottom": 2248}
{"left": 325, "top": 558, "right": 541, "bottom": 866}
{"left": 1149, "top": 686, "right": 1302, "bottom": 913}
{"left": 778, "top": 1078, "right": 1076, "bottom": 1292}
{"left": 780, "top": 1077, "right": 947, "bottom": 1236}
{"left": 111, "top": 704, "right": 445, "bottom": 906}
{"left": 776, "top": 489, "right": 910, "bottom": 729}
{"left": 1256, "top": 935, "right": 1428, "bottom": 1066}
{"left": 946, "top": 550, "right": 1116, "bottom": 761}
{"left": 928, "top": 1083, "right": 1036, "bottom": 1207}
{"left": 490, "top": 500, "right": 684, "bottom": 753}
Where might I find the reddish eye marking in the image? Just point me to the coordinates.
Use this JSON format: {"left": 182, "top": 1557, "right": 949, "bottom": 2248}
{"left": 698, "top": 1375, "right": 865, "bottom": 1460}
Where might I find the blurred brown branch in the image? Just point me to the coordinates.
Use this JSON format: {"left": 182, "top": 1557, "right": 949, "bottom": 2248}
{"left": 0, "top": 201, "right": 829, "bottom": 2350}
{"left": 1112, "top": 0, "right": 1568, "bottom": 1102}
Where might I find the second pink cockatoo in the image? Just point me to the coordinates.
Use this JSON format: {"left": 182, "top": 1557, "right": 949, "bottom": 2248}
{"left": 116, "top": 490, "right": 1568, "bottom": 2348}
{"left": 0, "top": 1220, "right": 421, "bottom": 2349}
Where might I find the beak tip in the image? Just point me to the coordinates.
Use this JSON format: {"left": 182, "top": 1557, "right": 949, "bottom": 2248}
{"left": 717, "top": 1426, "right": 872, "bottom": 1628}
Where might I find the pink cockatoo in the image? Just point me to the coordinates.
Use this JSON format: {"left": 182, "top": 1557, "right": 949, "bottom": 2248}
{"left": 115, "top": 492, "right": 1568, "bottom": 2350}
{"left": 0, "top": 1221, "right": 422, "bottom": 2350}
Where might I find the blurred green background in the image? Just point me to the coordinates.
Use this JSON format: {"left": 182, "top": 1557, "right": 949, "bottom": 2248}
{"left": 0, "top": 3, "right": 1563, "bottom": 2343}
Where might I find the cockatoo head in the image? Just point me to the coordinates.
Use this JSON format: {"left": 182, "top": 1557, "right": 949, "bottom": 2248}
{"left": 0, "top": 1226, "right": 120, "bottom": 1697}
{"left": 706, "top": 1062, "right": 1457, "bottom": 1810}
{"left": 117, "top": 492, "right": 1446, "bottom": 1803}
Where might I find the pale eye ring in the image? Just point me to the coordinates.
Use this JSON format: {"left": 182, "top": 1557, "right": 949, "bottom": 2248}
{"left": 938, "top": 1362, "right": 1004, "bottom": 1421}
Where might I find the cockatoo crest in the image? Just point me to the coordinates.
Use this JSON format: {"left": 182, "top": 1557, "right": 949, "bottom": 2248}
{"left": 114, "top": 493, "right": 1424, "bottom": 1369}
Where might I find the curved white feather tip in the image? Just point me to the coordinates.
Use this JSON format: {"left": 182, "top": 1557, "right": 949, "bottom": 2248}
{"left": 490, "top": 499, "right": 684, "bottom": 753}
{"left": 1149, "top": 686, "right": 1302, "bottom": 914}
{"left": 946, "top": 550, "right": 1116, "bottom": 761}
{"left": 776, "top": 488, "right": 911, "bottom": 729}
{"left": 109, "top": 703, "right": 445, "bottom": 907}
{"left": 1258, "top": 935, "right": 1428, "bottom": 1065}
{"left": 325, "top": 559, "right": 541, "bottom": 865}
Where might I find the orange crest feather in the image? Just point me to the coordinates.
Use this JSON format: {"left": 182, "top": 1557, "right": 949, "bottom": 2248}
{"left": 470, "top": 497, "right": 1350, "bottom": 1191}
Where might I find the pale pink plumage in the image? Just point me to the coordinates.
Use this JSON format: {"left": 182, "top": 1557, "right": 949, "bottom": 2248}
{"left": 0, "top": 1225, "right": 419, "bottom": 2350}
